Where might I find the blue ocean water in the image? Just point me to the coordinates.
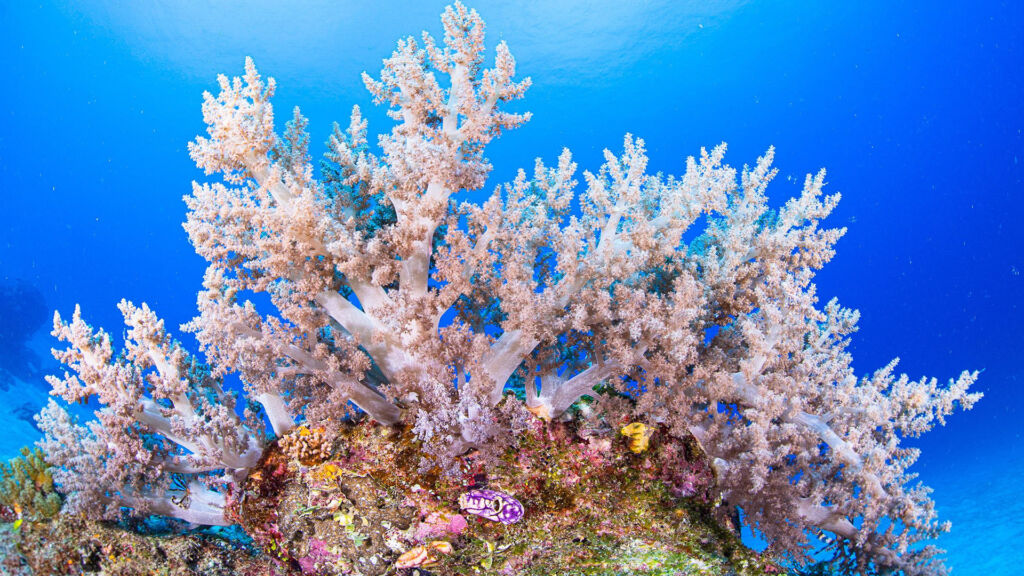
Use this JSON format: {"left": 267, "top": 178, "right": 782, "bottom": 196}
{"left": 1, "top": 1, "right": 1020, "bottom": 573}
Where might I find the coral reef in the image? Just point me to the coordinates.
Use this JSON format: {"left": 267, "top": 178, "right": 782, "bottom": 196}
{"left": 2, "top": 423, "right": 771, "bottom": 576}
{"left": 234, "top": 418, "right": 760, "bottom": 576}
{"left": 3, "top": 514, "right": 268, "bottom": 576}
{"left": 32, "top": 3, "right": 980, "bottom": 574}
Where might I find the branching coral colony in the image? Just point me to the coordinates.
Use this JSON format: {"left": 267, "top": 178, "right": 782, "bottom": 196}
{"left": 36, "top": 3, "right": 980, "bottom": 574}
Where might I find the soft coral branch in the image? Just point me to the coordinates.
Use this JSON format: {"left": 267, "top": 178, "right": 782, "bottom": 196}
{"left": 363, "top": 2, "right": 529, "bottom": 301}
{"left": 39, "top": 302, "right": 266, "bottom": 525}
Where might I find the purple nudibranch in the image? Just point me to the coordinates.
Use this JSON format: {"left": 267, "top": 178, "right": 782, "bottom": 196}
{"left": 458, "top": 489, "right": 524, "bottom": 524}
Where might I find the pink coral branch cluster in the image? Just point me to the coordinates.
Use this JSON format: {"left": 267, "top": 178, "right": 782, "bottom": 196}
{"left": 37, "top": 301, "right": 265, "bottom": 525}
{"left": 38, "top": 3, "right": 980, "bottom": 574}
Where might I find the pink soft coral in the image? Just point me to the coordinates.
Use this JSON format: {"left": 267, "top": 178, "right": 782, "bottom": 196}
{"left": 37, "top": 3, "right": 980, "bottom": 575}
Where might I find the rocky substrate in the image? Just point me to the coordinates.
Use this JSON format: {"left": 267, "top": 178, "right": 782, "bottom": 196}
{"left": 1, "top": 516, "right": 266, "bottom": 575}
{"left": 235, "top": 418, "right": 782, "bottom": 576}
{"left": 1, "top": 418, "right": 788, "bottom": 575}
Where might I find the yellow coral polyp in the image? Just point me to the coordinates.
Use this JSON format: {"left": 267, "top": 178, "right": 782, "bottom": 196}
{"left": 311, "top": 463, "right": 343, "bottom": 482}
{"left": 620, "top": 422, "right": 652, "bottom": 453}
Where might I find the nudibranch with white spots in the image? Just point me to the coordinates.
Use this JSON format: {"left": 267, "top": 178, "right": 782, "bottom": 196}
{"left": 458, "top": 489, "right": 524, "bottom": 524}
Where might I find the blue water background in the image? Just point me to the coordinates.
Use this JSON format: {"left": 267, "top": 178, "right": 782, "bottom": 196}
{"left": 1, "top": 1, "right": 1021, "bottom": 572}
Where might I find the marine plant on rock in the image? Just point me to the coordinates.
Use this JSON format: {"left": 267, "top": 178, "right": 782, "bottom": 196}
{"left": 0, "top": 447, "right": 62, "bottom": 525}
{"left": 35, "top": 3, "right": 979, "bottom": 575}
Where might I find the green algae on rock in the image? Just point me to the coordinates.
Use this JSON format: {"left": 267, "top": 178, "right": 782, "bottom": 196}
{"left": 1, "top": 447, "right": 62, "bottom": 524}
